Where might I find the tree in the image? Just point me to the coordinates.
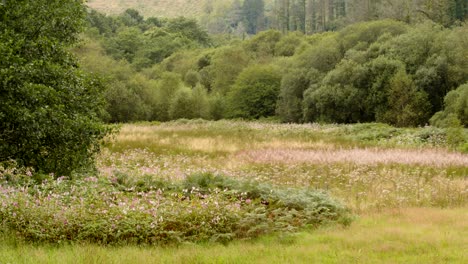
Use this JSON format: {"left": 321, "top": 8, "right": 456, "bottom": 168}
{"left": 431, "top": 83, "right": 468, "bottom": 127}
{"left": 154, "top": 72, "right": 182, "bottom": 121}
{"left": 0, "top": 0, "right": 109, "bottom": 176}
{"left": 303, "top": 84, "right": 364, "bottom": 123}
{"left": 243, "top": 0, "right": 265, "bottom": 34}
{"left": 166, "top": 17, "right": 211, "bottom": 46}
{"left": 276, "top": 68, "right": 311, "bottom": 122}
{"left": 209, "top": 46, "right": 250, "bottom": 95}
{"left": 227, "top": 65, "right": 282, "bottom": 119}
{"left": 382, "top": 71, "right": 431, "bottom": 127}
{"left": 184, "top": 70, "right": 201, "bottom": 88}
{"left": 169, "top": 88, "right": 196, "bottom": 120}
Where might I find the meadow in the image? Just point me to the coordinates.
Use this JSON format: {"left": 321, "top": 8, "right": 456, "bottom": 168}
{"left": 1, "top": 120, "right": 467, "bottom": 263}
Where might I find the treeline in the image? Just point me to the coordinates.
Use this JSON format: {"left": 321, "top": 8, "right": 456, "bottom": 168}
{"left": 86, "top": 9, "right": 211, "bottom": 69}
{"left": 78, "top": 9, "right": 467, "bottom": 127}
{"left": 200, "top": 0, "right": 467, "bottom": 35}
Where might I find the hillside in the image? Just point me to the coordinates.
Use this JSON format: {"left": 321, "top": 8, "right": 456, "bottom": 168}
{"left": 86, "top": 0, "right": 205, "bottom": 18}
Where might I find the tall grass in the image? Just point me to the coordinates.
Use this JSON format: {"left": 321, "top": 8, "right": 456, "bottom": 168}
{"left": 98, "top": 121, "right": 467, "bottom": 211}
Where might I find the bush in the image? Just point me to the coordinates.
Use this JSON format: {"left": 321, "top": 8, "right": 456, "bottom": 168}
{"left": 0, "top": 172, "right": 352, "bottom": 245}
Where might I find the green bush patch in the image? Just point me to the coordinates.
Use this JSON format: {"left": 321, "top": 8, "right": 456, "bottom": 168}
{"left": 0, "top": 170, "right": 351, "bottom": 245}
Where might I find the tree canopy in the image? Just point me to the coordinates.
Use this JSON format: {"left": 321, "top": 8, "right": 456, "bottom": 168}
{"left": 0, "top": 0, "right": 109, "bottom": 176}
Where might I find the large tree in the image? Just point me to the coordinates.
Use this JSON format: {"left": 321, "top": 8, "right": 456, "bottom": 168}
{"left": 0, "top": 0, "right": 109, "bottom": 176}
{"left": 243, "top": 0, "right": 265, "bottom": 34}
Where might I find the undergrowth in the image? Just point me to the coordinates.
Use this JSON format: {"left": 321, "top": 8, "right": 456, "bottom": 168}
{"left": 0, "top": 167, "right": 351, "bottom": 245}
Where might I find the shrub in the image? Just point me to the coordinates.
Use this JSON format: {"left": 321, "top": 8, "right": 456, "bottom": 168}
{"left": 0, "top": 172, "right": 352, "bottom": 245}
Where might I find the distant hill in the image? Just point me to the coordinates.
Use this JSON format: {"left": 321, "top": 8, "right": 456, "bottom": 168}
{"left": 86, "top": 0, "right": 206, "bottom": 18}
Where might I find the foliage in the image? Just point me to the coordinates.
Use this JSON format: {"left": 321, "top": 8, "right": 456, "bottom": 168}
{"left": 227, "top": 65, "right": 282, "bottom": 119}
{"left": 208, "top": 45, "right": 250, "bottom": 95}
{"left": 0, "top": 0, "right": 109, "bottom": 176}
{"left": 382, "top": 71, "right": 431, "bottom": 127}
{"left": 0, "top": 171, "right": 351, "bottom": 245}
{"left": 431, "top": 83, "right": 468, "bottom": 128}
{"left": 86, "top": 9, "right": 211, "bottom": 70}
{"left": 77, "top": 9, "right": 468, "bottom": 127}
{"left": 276, "top": 68, "right": 310, "bottom": 123}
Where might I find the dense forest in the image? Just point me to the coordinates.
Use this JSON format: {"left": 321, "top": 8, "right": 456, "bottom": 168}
{"left": 206, "top": 0, "right": 468, "bottom": 35}
{"left": 88, "top": 0, "right": 468, "bottom": 35}
{"left": 78, "top": 1, "right": 467, "bottom": 128}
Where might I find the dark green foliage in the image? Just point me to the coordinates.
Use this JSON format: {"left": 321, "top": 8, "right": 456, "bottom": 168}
{"left": 227, "top": 65, "right": 282, "bottom": 119}
{"left": 296, "top": 35, "right": 343, "bottom": 73}
{"left": 87, "top": 10, "right": 211, "bottom": 70}
{"left": 120, "top": 8, "right": 144, "bottom": 27}
{"left": 303, "top": 85, "right": 365, "bottom": 123}
{"left": 0, "top": 0, "right": 109, "bottom": 176}
{"left": 105, "top": 82, "right": 150, "bottom": 122}
{"left": 338, "top": 20, "right": 408, "bottom": 52}
{"left": 431, "top": 83, "right": 468, "bottom": 128}
{"left": 382, "top": 71, "right": 431, "bottom": 127}
{"left": 208, "top": 93, "right": 226, "bottom": 120}
{"left": 104, "top": 27, "right": 143, "bottom": 62}
{"left": 209, "top": 46, "right": 250, "bottom": 95}
{"left": 169, "top": 88, "right": 196, "bottom": 120}
{"left": 168, "top": 85, "right": 210, "bottom": 120}
{"left": 166, "top": 17, "right": 211, "bottom": 46}
{"left": 276, "top": 69, "right": 311, "bottom": 123}
{"left": 184, "top": 70, "right": 201, "bottom": 88}
{"left": 154, "top": 72, "right": 183, "bottom": 121}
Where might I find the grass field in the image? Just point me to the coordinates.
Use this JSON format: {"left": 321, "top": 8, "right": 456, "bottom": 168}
{"left": 1, "top": 120, "right": 467, "bottom": 263}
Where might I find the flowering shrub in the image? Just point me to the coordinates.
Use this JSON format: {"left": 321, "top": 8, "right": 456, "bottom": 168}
{"left": 0, "top": 171, "right": 351, "bottom": 245}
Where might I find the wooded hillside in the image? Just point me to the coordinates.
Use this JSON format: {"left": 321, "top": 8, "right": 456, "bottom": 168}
{"left": 86, "top": 0, "right": 206, "bottom": 18}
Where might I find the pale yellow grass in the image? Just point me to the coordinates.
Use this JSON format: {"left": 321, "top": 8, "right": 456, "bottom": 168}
{"left": 114, "top": 124, "right": 336, "bottom": 153}
{"left": 238, "top": 148, "right": 468, "bottom": 167}
{"left": 100, "top": 123, "right": 467, "bottom": 209}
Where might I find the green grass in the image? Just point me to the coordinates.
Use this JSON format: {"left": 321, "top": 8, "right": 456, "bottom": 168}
{"left": 1, "top": 208, "right": 466, "bottom": 263}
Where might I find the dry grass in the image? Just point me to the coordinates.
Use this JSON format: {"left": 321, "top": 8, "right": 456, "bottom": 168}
{"left": 237, "top": 148, "right": 468, "bottom": 167}
{"left": 98, "top": 121, "right": 468, "bottom": 211}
